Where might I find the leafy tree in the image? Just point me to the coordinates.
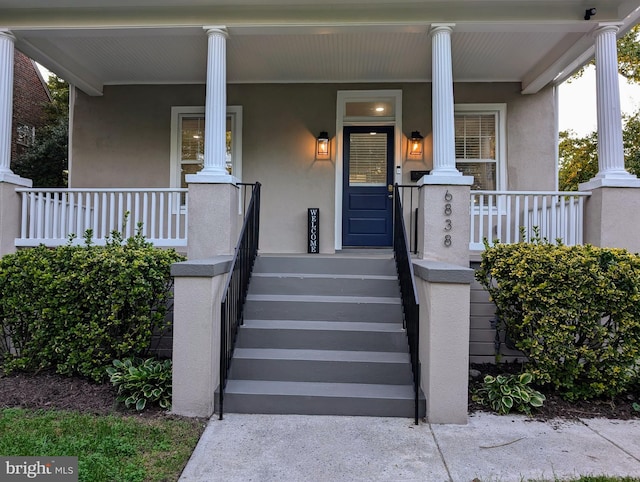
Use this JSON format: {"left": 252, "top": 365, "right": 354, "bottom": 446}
{"left": 558, "top": 130, "right": 598, "bottom": 191}
{"left": 618, "top": 25, "right": 640, "bottom": 84}
{"left": 559, "top": 112, "right": 640, "bottom": 191}
{"left": 11, "top": 75, "right": 68, "bottom": 187}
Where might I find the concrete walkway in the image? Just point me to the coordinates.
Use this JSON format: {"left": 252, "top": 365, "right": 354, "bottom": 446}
{"left": 179, "top": 413, "right": 640, "bottom": 482}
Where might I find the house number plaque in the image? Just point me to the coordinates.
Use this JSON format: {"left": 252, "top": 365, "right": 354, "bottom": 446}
{"left": 443, "top": 190, "right": 452, "bottom": 247}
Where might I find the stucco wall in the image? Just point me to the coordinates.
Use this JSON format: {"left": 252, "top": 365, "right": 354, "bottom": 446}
{"left": 71, "top": 82, "right": 557, "bottom": 253}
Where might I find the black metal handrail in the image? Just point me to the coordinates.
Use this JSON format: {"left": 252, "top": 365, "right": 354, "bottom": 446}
{"left": 393, "top": 183, "right": 421, "bottom": 425}
{"left": 219, "top": 182, "right": 261, "bottom": 420}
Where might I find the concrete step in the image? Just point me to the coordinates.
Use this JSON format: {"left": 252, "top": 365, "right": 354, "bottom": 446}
{"left": 249, "top": 273, "right": 400, "bottom": 297}
{"left": 244, "top": 294, "right": 403, "bottom": 323}
{"left": 221, "top": 380, "right": 425, "bottom": 418}
{"left": 228, "top": 348, "right": 414, "bottom": 385}
{"left": 236, "top": 320, "right": 408, "bottom": 352}
{"left": 254, "top": 256, "right": 396, "bottom": 276}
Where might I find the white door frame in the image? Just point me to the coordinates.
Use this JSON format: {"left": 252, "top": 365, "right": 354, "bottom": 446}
{"left": 334, "top": 89, "right": 403, "bottom": 250}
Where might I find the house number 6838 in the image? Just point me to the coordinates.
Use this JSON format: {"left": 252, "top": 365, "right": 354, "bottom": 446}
{"left": 444, "top": 191, "right": 453, "bottom": 247}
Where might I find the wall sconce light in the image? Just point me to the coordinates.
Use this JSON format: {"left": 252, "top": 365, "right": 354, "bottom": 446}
{"left": 409, "top": 131, "right": 424, "bottom": 157}
{"left": 316, "top": 131, "right": 330, "bottom": 160}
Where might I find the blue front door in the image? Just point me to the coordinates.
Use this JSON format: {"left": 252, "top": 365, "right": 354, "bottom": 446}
{"left": 342, "top": 126, "right": 394, "bottom": 247}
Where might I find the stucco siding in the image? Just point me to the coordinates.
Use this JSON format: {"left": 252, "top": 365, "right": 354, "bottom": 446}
{"left": 70, "top": 82, "right": 558, "bottom": 253}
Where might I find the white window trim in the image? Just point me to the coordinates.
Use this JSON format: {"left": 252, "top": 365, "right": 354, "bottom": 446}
{"left": 334, "top": 89, "right": 403, "bottom": 250}
{"left": 170, "top": 105, "right": 243, "bottom": 191}
{"left": 454, "top": 103, "right": 507, "bottom": 192}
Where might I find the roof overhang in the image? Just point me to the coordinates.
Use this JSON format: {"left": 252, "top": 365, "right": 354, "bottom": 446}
{"left": 2, "top": 1, "right": 639, "bottom": 96}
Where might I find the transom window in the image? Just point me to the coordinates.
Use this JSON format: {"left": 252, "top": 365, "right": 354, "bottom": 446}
{"left": 454, "top": 104, "right": 506, "bottom": 191}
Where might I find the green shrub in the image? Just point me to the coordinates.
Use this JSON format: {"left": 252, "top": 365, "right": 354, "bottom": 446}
{"left": 106, "top": 357, "right": 172, "bottom": 411}
{"left": 476, "top": 239, "right": 640, "bottom": 401}
{"left": 0, "top": 231, "right": 185, "bottom": 382}
{"left": 472, "top": 372, "right": 546, "bottom": 415}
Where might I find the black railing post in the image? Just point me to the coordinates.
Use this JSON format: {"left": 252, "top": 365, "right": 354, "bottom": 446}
{"left": 219, "top": 182, "right": 261, "bottom": 420}
{"left": 393, "top": 183, "right": 421, "bottom": 425}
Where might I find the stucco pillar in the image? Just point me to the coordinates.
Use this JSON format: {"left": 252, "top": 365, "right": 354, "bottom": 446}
{"left": 583, "top": 187, "right": 640, "bottom": 252}
{"left": 580, "top": 25, "right": 640, "bottom": 190}
{"left": 171, "top": 257, "right": 232, "bottom": 417}
{"left": 413, "top": 260, "right": 473, "bottom": 424}
{"left": 430, "top": 24, "right": 460, "bottom": 178}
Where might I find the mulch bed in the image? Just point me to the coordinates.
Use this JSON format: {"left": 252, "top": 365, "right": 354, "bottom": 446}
{"left": 1, "top": 364, "right": 639, "bottom": 420}
{"left": 469, "top": 362, "right": 640, "bottom": 420}
{"left": 0, "top": 371, "right": 164, "bottom": 418}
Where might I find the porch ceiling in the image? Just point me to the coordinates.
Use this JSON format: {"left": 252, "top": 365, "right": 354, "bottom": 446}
{"left": 4, "top": 1, "right": 640, "bottom": 96}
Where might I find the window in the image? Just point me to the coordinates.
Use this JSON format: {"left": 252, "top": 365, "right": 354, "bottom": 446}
{"left": 454, "top": 104, "right": 506, "bottom": 191}
{"left": 170, "top": 106, "right": 242, "bottom": 191}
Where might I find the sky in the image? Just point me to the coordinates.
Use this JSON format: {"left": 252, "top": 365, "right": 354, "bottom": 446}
{"left": 558, "top": 65, "right": 640, "bottom": 136}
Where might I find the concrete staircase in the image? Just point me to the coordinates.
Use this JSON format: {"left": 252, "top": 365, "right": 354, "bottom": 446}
{"left": 222, "top": 253, "right": 425, "bottom": 418}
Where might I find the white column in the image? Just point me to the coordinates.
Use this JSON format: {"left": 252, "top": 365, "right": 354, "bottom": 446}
{"left": 429, "top": 24, "right": 461, "bottom": 178}
{"left": 188, "top": 27, "right": 235, "bottom": 184}
{"left": 580, "top": 24, "right": 640, "bottom": 190}
{"left": 0, "top": 30, "right": 30, "bottom": 186}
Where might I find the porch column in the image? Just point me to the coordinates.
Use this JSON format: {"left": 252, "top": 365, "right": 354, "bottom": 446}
{"left": 429, "top": 24, "right": 461, "bottom": 178}
{"left": 580, "top": 24, "right": 640, "bottom": 189}
{"left": 191, "top": 26, "right": 234, "bottom": 182}
{"left": 581, "top": 24, "right": 640, "bottom": 252}
{"left": 186, "top": 26, "right": 239, "bottom": 259}
{"left": 0, "top": 30, "right": 29, "bottom": 186}
{"left": 0, "top": 30, "right": 31, "bottom": 257}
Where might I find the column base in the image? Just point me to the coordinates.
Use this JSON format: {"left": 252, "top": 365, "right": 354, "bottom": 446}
{"left": 186, "top": 173, "right": 239, "bottom": 185}
{"left": 0, "top": 172, "right": 32, "bottom": 187}
{"left": 418, "top": 175, "right": 474, "bottom": 186}
{"left": 579, "top": 175, "right": 640, "bottom": 190}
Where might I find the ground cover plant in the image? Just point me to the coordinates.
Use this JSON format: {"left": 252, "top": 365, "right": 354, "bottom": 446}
{"left": 476, "top": 238, "right": 640, "bottom": 402}
{"left": 0, "top": 407, "right": 204, "bottom": 482}
{"left": 0, "top": 229, "right": 184, "bottom": 382}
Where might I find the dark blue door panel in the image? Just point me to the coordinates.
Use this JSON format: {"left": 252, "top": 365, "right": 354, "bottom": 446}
{"left": 342, "top": 126, "right": 394, "bottom": 247}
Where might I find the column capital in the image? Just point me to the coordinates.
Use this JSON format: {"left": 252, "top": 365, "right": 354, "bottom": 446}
{"left": 203, "top": 26, "right": 229, "bottom": 38}
{"left": 594, "top": 23, "right": 623, "bottom": 36}
{"left": 0, "top": 30, "right": 15, "bottom": 43}
{"left": 430, "top": 24, "right": 455, "bottom": 36}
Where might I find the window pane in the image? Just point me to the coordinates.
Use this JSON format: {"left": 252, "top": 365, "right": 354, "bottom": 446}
{"left": 456, "top": 162, "right": 496, "bottom": 190}
{"left": 455, "top": 113, "right": 496, "bottom": 161}
{"left": 180, "top": 162, "right": 202, "bottom": 189}
{"left": 181, "top": 117, "right": 205, "bottom": 162}
{"left": 226, "top": 116, "right": 232, "bottom": 174}
{"left": 349, "top": 133, "right": 387, "bottom": 185}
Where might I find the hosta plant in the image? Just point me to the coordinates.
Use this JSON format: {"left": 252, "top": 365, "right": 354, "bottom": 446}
{"left": 472, "top": 372, "right": 546, "bottom": 415}
{"left": 107, "top": 357, "right": 172, "bottom": 411}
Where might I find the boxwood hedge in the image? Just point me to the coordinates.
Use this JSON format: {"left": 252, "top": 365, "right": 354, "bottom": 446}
{"left": 0, "top": 233, "right": 185, "bottom": 382}
{"left": 476, "top": 240, "right": 640, "bottom": 401}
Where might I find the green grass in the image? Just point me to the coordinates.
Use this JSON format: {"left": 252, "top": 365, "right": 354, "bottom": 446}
{"left": 0, "top": 408, "right": 205, "bottom": 482}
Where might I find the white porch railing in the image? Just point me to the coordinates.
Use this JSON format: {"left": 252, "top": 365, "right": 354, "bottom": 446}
{"left": 469, "top": 191, "right": 591, "bottom": 250}
{"left": 15, "top": 188, "right": 188, "bottom": 248}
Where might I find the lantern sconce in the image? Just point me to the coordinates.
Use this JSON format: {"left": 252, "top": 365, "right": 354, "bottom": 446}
{"left": 408, "top": 131, "right": 424, "bottom": 158}
{"left": 316, "top": 131, "right": 330, "bottom": 160}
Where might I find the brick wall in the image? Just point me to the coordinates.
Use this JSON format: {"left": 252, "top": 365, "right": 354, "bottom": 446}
{"left": 11, "top": 49, "right": 51, "bottom": 162}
